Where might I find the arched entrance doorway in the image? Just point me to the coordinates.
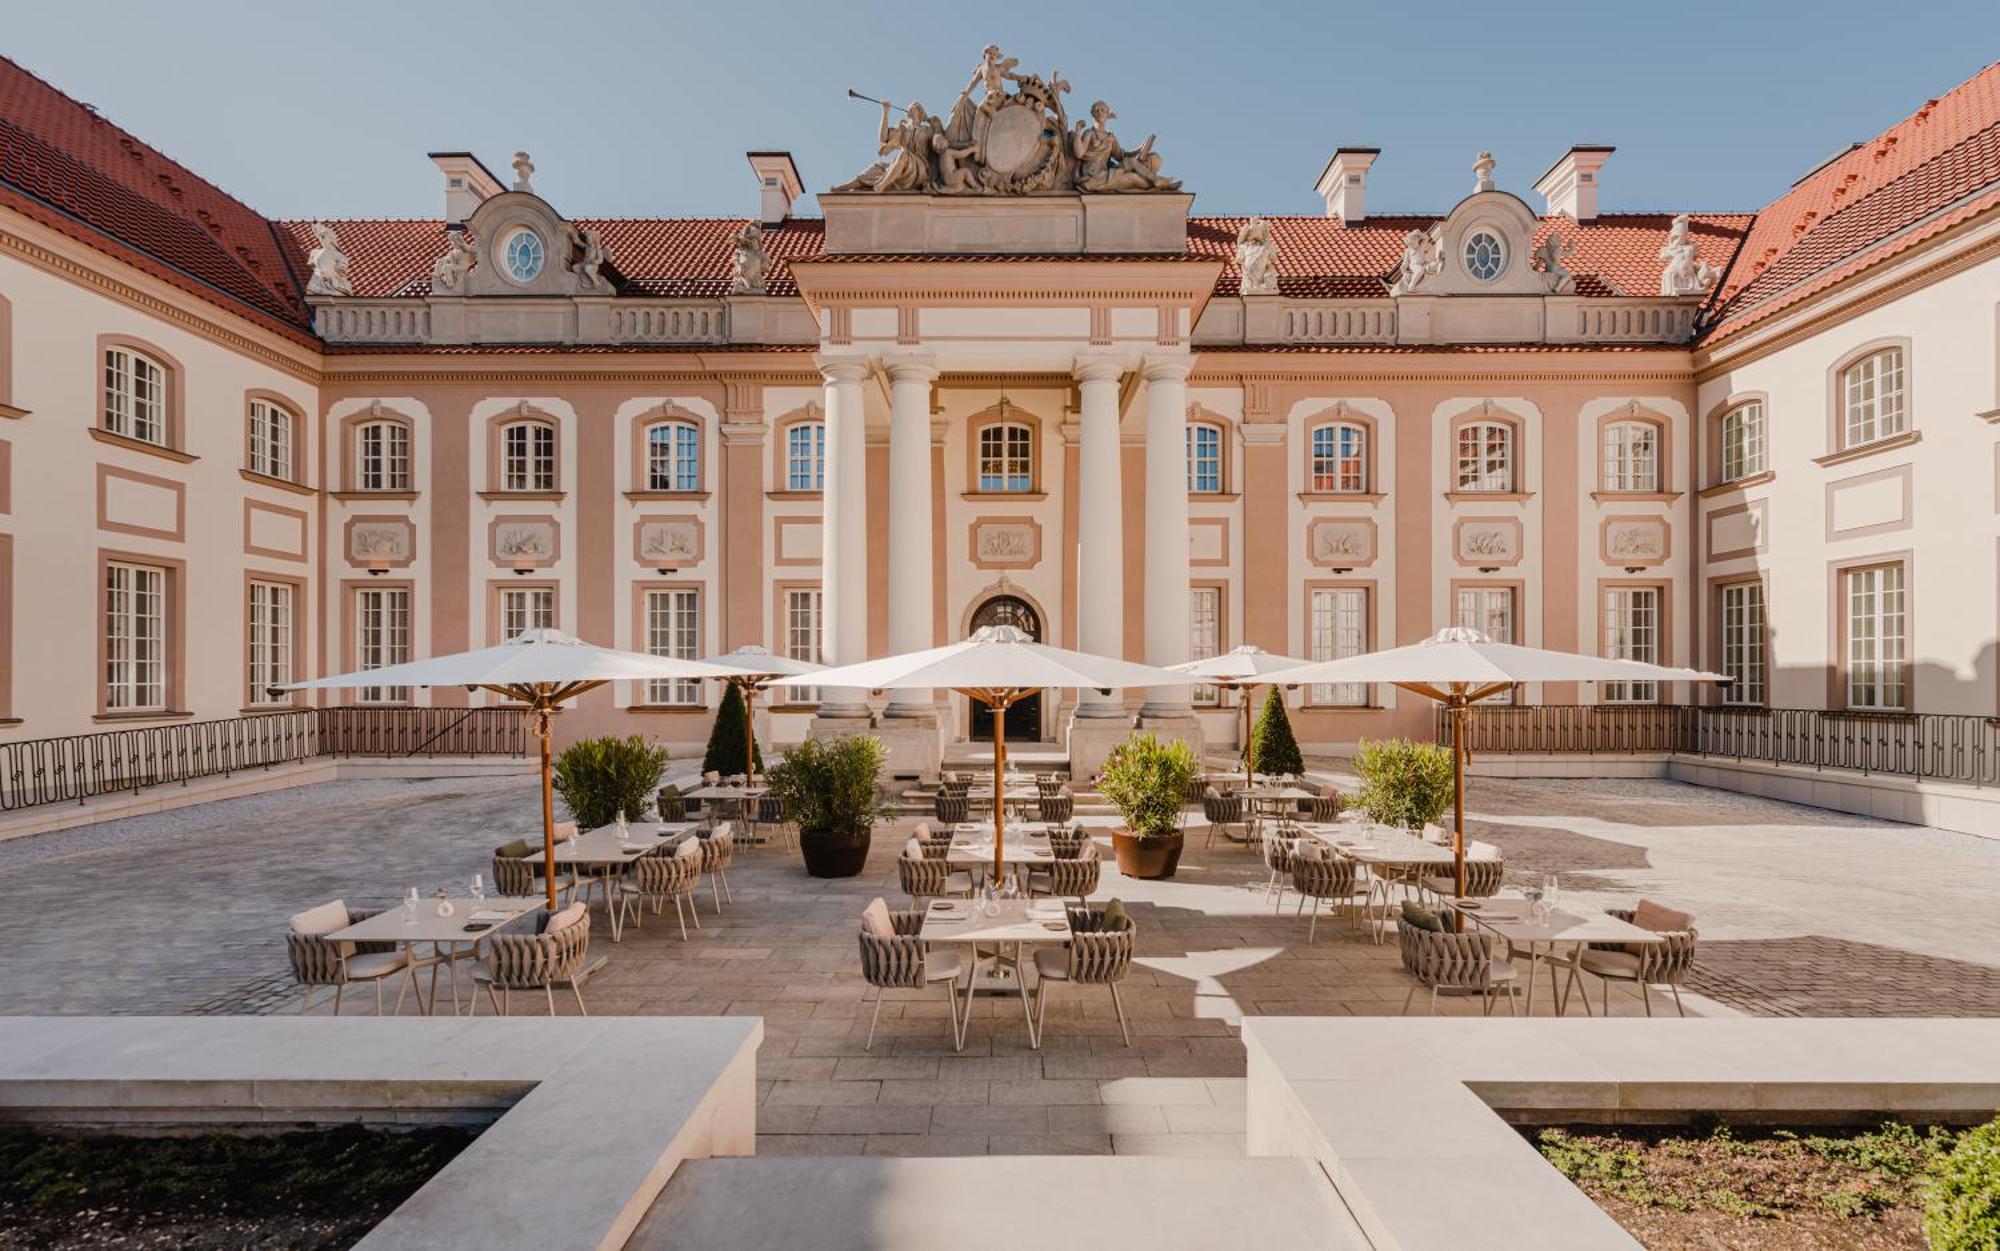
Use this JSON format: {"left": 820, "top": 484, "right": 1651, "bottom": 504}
{"left": 968, "top": 594, "right": 1041, "bottom": 742}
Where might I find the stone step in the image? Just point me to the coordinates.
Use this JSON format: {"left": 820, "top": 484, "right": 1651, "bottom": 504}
{"left": 630, "top": 1155, "right": 1367, "bottom": 1250}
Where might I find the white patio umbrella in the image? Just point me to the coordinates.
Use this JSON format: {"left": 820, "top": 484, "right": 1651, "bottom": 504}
{"left": 763, "top": 625, "right": 1192, "bottom": 884}
{"left": 1169, "top": 644, "right": 1311, "bottom": 787}
{"left": 1274, "top": 626, "right": 1727, "bottom": 904}
{"left": 284, "top": 629, "right": 738, "bottom": 909}
{"left": 699, "top": 644, "right": 825, "bottom": 783}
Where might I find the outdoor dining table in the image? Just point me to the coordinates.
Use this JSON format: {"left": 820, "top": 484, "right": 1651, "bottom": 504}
{"left": 943, "top": 832, "right": 1057, "bottom": 890}
{"left": 328, "top": 894, "right": 544, "bottom": 1016}
{"left": 1446, "top": 898, "right": 1664, "bottom": 1016}
{"left": 1238, "top": 785, "right": 1315, "bottom": 838}
{"left": 683, "top": 783, "right": 767, "bottom": 801}
{"left": 1300, "top": 825, "right": 1500, "bottom": 941}
{"left": 527, "top": 821, "right": 697, "bottom": 941}
{"left": 919, "top": 896, "right": 1073, "bottom": 1047}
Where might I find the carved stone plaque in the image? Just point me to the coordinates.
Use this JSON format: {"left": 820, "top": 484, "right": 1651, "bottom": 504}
{"left": 1453, "top": 517, "right": 1522, "bottom": 567}
{"left": 637, "top": 518, "right": 702, "bottom": 565}
{"left": 1601, "top": 516, "right": 1669, "bottom": 566}
{"left": 1306, "top": 518, "right": 1376, "bottom": 567}
{"left": 491, "top": 517, "right": 559, "bottom": 567}
{"left": 346, "top": 517, "right": 414, "bottom": 567}
{"left": 970, "top": 517, "right": 1041, "bottom": 569}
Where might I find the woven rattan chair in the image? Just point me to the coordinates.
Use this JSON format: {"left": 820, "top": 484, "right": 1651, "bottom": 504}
{"left": 698, "top": 823, "right": 734, "bottom": 912}
{"left": 1290, "top": 849, "right": 1367, "bottom": 941}
{"left": 618, "top": 838, "right": 704, "bottom": 940}
{"left": 1566, "top": 907, "right": 1698, "bottom": 1017}
{"left": 1261, "top": 826, "right": 1303, "bottom": 912}
{"left": 1185, "top": 773, "right": 1211, "bottom": 806}
{"left": 1032, "top": 907, "right": 1137, "bottom": 1047}
{"left": 934, "top": 792, "right": 971, "bottom": 825}
{"left": 1026, "top": 841, "right": 1100, "bottom": 906}
{"left": 1202, "top": 791, "right": 1245, "bottom": 849}
{"left": 755, "top": 794, "right": 794, "bottom": 852}
{"left": 1308, "top": 791, "right": 1344, "bottom": 823}
{"left": 1398, "top": 923, "right": 1518, "bottom": 1016}
{"left": 286, "top": 901, "right": 421, "bottom": 1016}
{"left": 1047, "top": 828, "right": 1089, "bottom": 859}
{"left": 918, "top": 828, "right": 957, "bottom": 860}
{"left": 898, "top": 851, "right": 972, "bottom": 903}
{"left": 1035, "top": 789, "right": 1074, "bottom": 823}
{"left": 858, "top": 909, "right": 968, "bottom": 1050}
{"left": 1421, "top": 857, "right": 1507, "bottom": 900}
{"left": 656, "top": 784, "right": 686, "bottom": 822}
{"left": 472, "top": 908, "right": 592, "bottom": 1016}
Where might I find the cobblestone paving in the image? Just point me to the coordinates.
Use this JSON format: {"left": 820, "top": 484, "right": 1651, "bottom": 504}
{"left": 3, "top": 771, "right": 1996, "bottom": 1156}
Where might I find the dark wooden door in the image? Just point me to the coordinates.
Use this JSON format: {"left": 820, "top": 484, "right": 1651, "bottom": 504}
{"left": 967, "top": 595, "right": 1041, "bottom": 742}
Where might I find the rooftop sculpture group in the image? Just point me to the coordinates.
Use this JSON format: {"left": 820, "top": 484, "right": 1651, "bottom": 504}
{"left": 837, "top": 44, "right": 1179, "bottom": 196}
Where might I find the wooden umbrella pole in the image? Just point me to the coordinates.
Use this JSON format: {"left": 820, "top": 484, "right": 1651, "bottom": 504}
{"left": 537, "top": 695, "right": 559, "bottom": 912}
{"left": 991, "top": 694, "right": 1008, "bottom": 889}
{"left": 740, "top": 679, "right": 757, "bottom": 783}
{"left": 1450, "top": 691, "right": 1467, "bottom": 930}
{"left": 1241, "top": 684, "right": 1254, "bottom": 787}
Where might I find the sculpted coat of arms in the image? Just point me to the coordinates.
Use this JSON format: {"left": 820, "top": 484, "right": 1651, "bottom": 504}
{"left": 837, "top": 44, "right": 1179, "bottom": 196}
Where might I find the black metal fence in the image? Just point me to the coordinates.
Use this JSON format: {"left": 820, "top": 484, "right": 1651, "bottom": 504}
{"left": 0, "top": 707, "right": 530, "bottom": 813}
{"left": 1437, "top": 704, "right": 2000, "bottom": 788}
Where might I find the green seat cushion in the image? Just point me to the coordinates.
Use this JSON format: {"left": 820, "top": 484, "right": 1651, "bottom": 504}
{"left": 495, "top": 839, "right": 531, "bottom": 859}
{"left": 1400, "top": 900, "right": 1445, "bottom": 933}
{"left": 1100, "top": 898, "right": 1132, "bottom": 932}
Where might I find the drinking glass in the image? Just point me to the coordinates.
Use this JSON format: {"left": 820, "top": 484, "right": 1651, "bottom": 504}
{"left": 401, "top": 888, "right": 419, "bottom": 925}
{"left": 470, "top": 873, "right": 485, "bottom": 904}
{"left": 1543, "top": 874, "right": 1561, "bottom": 912}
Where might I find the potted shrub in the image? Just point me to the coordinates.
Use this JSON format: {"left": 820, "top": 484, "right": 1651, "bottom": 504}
{"left": 551, "top": 735, "right": 671, "bottom": 828}
{"left": 1099, "top": 731, "right": 1198, "bottom": 879}
{"left": 702, "top": 683, "right": 764, "bottom": 779}
{"left": 1353, "top": 738, "right": 1455, "bottom": 830}
{"left": 766, "top": 733, "right": 883, "bottom": 878}
{"left": 1247, "top": 685, "right": 1304, "bottom": 779}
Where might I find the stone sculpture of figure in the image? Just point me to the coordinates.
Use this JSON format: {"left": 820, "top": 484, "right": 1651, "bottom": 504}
{"left": 966, "top": 43, "right": 1022, "bottom": 115}
{"left": 866, "top": 100, "right": 939, "bottom": 193}
{"left": 305, "top": 223, "right": 353, "bottom": 296}
{"left": 1658, "top": 213, "right": 1718, "bottom": 296}
{"left": 730, "top": 221, "right": 768, "bottom": 294}
{"left": 1532, "top": 231, "right": 1576, "bottom": 295}
{"left": 568, "top": 225, "right": 611, "bottom": 291}
{"left": 1388, "top": 228, "right": 1442, "bottom": 296}
{"left": 1236, "top": 218, "right": 1280, "bottom": 295}
{"left": 431, "top": 228, "right": 477, "bottom": 294}
{"left": 1071, "top": 101, "right": 1179, "bottom": 193}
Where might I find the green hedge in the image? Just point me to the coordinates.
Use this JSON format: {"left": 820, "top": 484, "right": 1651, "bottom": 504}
{"left": 702, "top": 683, "right": 763, "bottom": 777}
{"left": 1924, "top": 1115, "right": 2000, "bottom": 1249}
{"left": 1353, "top": 738, "right": 1455, "bottom": 829}
{"left": 1247, "top": 685, "right": 1303, "bottom": 777}
{"left": 552, "top": 735, "right": 670, "bottom": 828}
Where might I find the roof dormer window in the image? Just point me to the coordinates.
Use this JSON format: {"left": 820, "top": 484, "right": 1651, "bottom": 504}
{"left": 1463, "top": 230, "right": 1506, "bottom": 282}
{"left": 501, "top": 228, "right": 545, "bottom": 283}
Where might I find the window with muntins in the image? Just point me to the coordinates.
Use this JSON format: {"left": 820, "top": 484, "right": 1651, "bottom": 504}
{"left": 1602, "top": 586, "right": 1660, "bottom": 702}
{"left": 1845, "top": 564, "right": 1906, "bottom": 710}
{"left": 1186, "top": 425, "right": 1221, "bottom": 493}
{"left": 1719, "top": 582, "right": 1766, "bottom": 705}
{"left": 1601, "top": 421, "right": 1659, "bottom": 492}
{"left": 1721, "top": 402, "right": 1765, "bottom": 482}
{"left": 501, "top": 421, "right": 556, "bottom": 492}
{"left": 1455, "top": 421, "right": 1514, "bottom": 492}
{"left": 646, "top": 422, "right": 700, "bottom": 492}
{"left": 356, "top": 587, "right": 410, "bottom": 703}
{"left": 356, "top": 421, "right": 410, "bottom": 492}
{"left": 645, "top": 589, "right": 700, "bottom": 705}
{"left": 1454, "top": 586, "right": 1516, "bottom": 703}
{"left": 977, "top": 423, "right": 1033, "bottom": 492}
{"left": 1308, "top": 587, "right": 1368, "bottom": 706}
{"left": 786, "top": 422, "right": 825, "bottom": 491}
{"left": 104, "top": 562, "right": 165, "bottom": 712}
{"left": 248, "top": 400, "right": 294, "bottom": 480}
{"left": 1841, "top": 348, "right": 1906, "bottom": 448}
{"left": 1308, "top": 423, "right": 1367, "bottom": 493}
{"left": 784, "top": 587, "right": 822, "bottom": 704}
{"left": 247, "top": 580, "right": 293, "bottom": 701}
{"left": 1188, "top": 587, "right": 1221, "bottom": 705}
{"left": 104, "top": 347, "right": 166, "bottom": 445}
{"left": 501, "top": 587, "right": 554, "bottom": 641}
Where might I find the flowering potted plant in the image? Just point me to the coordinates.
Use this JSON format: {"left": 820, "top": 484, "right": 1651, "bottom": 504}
{"left": 1098, "top": 732, "right": 1198, "bottom": 879}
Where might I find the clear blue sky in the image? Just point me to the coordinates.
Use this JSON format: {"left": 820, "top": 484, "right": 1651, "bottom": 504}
{"left": 7, "top": 0, "right": 1994, "bottom": 220}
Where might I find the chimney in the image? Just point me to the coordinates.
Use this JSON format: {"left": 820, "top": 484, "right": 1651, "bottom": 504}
{"left": 747, "top": 151, "right": 804, "bottom": 225}
{"left": 1533, "top": 145, "right": 1614, "bottom": 223}
{"left": 1315, "top": 148, "right": 1380, "bottom": 224}
{"left": 428, "top": 152, "right": 506, "bottom": 225}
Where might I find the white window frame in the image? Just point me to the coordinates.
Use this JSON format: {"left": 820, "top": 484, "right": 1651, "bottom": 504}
{"left": 247, "top": 579, "right": 294, "bottom": 703}
{"left": 1185, "top": 425, "right": 1222, "bottom": 493}
{"left": 355, "top": 587, "right": 411, "bottom": 704}
{"left": 1720, "top": 402, "right": 1766, "bottom": 482}
{"left": 646, "top": 422, "right": 700, "bottom": 492}
{"left": 104, "top": 561, "right": 166, "bottom": 712}
{"left": 1308, "top": 422, "right": 1367, "bottom": 493}
{"left": 1841, "top": 348, "right": 1906, "bottom": 449}
{"left": 248, "top": 399, "right": 294, "bottom": 481}
{"left": 783, "top": 587, "right": 823, "bottom": 705}
{"left": 500, "top": 586, "right": 554, "bottom": 641}
{"left": 644, "top": 588, "right": 701, "bottom": 706}
{"left": 1455, "top": 420, "right": 1514, "bottom": 493}
{"left": 785, "top": 422, "right": 825, "bottom": 492}
{"left": 1844, "top": 564, "right": 1907, "bottom": 711}
{"left": 103, "top": 347, "right": 166, "bottom": 446}
{"left": 1307, "top": 587, "right": 1368, "bottom": 706}
{"left": 1454, "top": 586, "right": 1516, "bottom": 704}
{"left": 1188, "top": 586, "right": 1222, "bottom": 706}
{"left": 1719, "top": 581, "right": 1766, "bottom": 706}
{"left": 500, "top": 421, "right": 556, "bottom": 493}
{"left": 976, "top": 422, "right": 1034, "bottom": 493}
{"left": 1601, "top": 420, "right": 1659, "bottom": 493}
{"left": 356, "top": 421, "right": 411, "bottom": 492}
{"left": 1602, "top": 586, "right": 1661, "bottom": 703}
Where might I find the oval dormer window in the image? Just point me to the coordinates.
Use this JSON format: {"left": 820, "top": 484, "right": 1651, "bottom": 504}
{"left": 1463, "top": 230, "right": 1505, "bottom": 282}
{"left": 502, "top": 228, "right": 546, "bottom": 284}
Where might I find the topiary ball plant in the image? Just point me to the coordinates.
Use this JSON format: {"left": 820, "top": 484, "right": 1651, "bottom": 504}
{"left": 1924, "top": 1115, "right": 2000, "bottom": 1250}
{"left": 1247, "top": 685, "right": 1304, "bottom": 778}
{"left": 1353, "top": 737, "right": 1455, "bottom": 829}
{"left": 702, "top": 683, "right": 764, "bottom": 778}
{"left": 552, "top": 734, "right": 671, "bottom": 829}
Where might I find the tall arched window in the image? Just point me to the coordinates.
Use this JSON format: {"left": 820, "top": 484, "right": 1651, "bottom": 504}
{"left": 248, "top": 399, "right": 295, "bottom": 481}
{"left": 1840, "top": 346, "right": 1906, "bottom": 448}
{"left": 1601, "top": 420, "right": 1659, "bottom": 493}
{"left": 1454, "top": 420, "right": 1514, "bottom": 492}
{"left": 785, "top": 420, "right": 825, "bottom": 491}
{"left": 500, "top": 420, "right": 557, "bottom": 492}
{"left": 646, "top": 421, "right": 700, "bottom": 492}
{"left": 355, "top": 420, "right": 411, "bottom": 492}
{"left": 1720, "top": 401, "right": 1765, "bottom": 482}
{"left": 976, "top": 422, "right": 1033, "bottom": 493}
{"left": 103, "top": 346, "right": 167, "bottom": 445}
{"left": 1185, "top": 423, "right": 1221, "bottom": 493}
{"left": 1308, "top": 422, "right": 1367, "bottom": 493}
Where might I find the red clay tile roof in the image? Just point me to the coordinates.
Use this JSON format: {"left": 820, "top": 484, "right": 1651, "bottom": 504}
{"left": 0, "top": 55, "right": 314, "bottom": 341}
{"left": 1704, "top": 59, "right": 2000, "bottom": 343}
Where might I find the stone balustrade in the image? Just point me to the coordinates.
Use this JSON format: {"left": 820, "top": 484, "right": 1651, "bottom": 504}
{"left": 610, "top": 301, "right": 729, "bottom": 345}
{"left": 313, "top": 300, "right": 433, "bottom": 344}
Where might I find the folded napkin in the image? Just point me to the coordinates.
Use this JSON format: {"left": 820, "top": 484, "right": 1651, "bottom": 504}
{"left": 469, "top": 910, "right": 513, "bottom": 923}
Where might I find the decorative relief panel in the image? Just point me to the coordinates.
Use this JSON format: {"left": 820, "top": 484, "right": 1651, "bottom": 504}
{"left": 635, "top": 517, "right": 703, "bottom": 567}
{"left": 1452, "top": 517, "right": 1523, "bottom": 567}
{"left": 772, "top": 516, "right": 822, "bottom": 568}
{"left": 1189, "top": 517, "right": 1230, "bottom": 568}
{"left": 1305, "top": 518, "right": 1377, "bottom": 567}
{"left": 1600, "top": 515, "right": 1669, "bottom": 567}
{"left": 1706, "top": 500, "right": 1767, "bottom": 561}
{"left": 244, "top": 500, "right": 308, "bottom": 562}
{"left": 345, "top": 516, "right": 415, "bottom": 568}
{"left": 970, "top": 517, "right": 1041, "bottom": 569}
{"left": 1825, "top": 465, "right": 1913, "bottom": 541}
{"left": 490, "top": 515, "right": 560, "bottom": 568}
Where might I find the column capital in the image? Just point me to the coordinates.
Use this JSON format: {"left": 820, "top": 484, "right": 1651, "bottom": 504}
{"left": 719, "top": 421, "right": 767, "bottom": 447}
{"left": 1073, "top": 353, "right": 1128, "bottom": 384}
{"left": 1140, "top": 354, "right": 1195, "bottom": 384}
{"left": 883, "top": 352, "right": 940, "bottom": 384}
{"left": 930, "top": 419, "right": 951, "bottom": 446}
{"left": 814, "top": 354, "right": 871, "bottom": 385}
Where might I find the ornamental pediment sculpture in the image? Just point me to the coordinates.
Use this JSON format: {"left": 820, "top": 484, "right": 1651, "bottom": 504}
{"left": 835, "top": 44, "right": 1179, "bottom": 196}
{"left": 730, "top": 221, "right": 768, "bottom": 294}
{"left": 1658, "top": 213, "right": 1718, "bottom": 297}
{"left": 1388, "top": 227, "right": 1442, "bottom": 296}
{"left": 431, "top": 228, "right": 477, "bottom": 294}
{"left": 306, "top": 224, "right": 353, "bottom": 296}
{"left": 1236, "top": 218, "right": 1280, "bottom": 295}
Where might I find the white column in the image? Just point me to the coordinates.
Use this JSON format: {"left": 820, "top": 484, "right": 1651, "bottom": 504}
{"left": 816, "top": 356, "right": 871, "bottom": 718}
{"left": 883, "top": 354, "right": 938, "bottom": 717}
{"left": 1141, "top": 355, "right": 1193, "bottom": 716}
{"left": 1073, "top": 355, "right": 1126, "bottom": 717}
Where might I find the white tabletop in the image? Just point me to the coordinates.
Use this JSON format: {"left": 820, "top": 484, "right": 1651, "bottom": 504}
{"left": 330, "top": 895, "right": 543, "bottom": 944}
{"left": 1454, "top": 903, "right": 1662, "bottom": 946}
{"left": 1240, "top": 786, "right": 1317, "bottom": 801}
{"left": 1301, "top": 827, "right": 1498, "bottom": 867}
{"left": 919, "top": 898, "right": 1072, "bottom": 945}
{"left": 684, "top": 784, "right": 767, "bottom": 800}
{"left": 528, "top": 822, "right": 695, "bottom": 867}
{"left": 945, "top": 842, "right": 1058, "bottom": 867}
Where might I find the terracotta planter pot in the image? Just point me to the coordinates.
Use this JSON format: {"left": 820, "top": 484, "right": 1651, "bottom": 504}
{"left": 799, "top": 827, "right": 872, "bottom": 879}
{"left": 1111, "top": 828, "right": 1183, "bottom": 880}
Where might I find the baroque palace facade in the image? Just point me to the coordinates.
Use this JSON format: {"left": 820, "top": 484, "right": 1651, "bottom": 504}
{"left": 1, "top": 48, "right": 1996, "bottom": 778}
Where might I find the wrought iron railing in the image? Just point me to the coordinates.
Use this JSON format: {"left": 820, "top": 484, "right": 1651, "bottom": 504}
{"left": 0, "top": 707, "right": 530, "bottom": 813}
{"left": 1436, "top": 704, "right": 2000, "bottom": 787}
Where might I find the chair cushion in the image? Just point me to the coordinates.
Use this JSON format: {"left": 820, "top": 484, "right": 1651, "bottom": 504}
{"left": 1580, "top": 948, "right": 1643, "bottom": 978}
{"left": 860, "top": 896, "right": 895, "bottom": 938}
{"left": 1631, "top": 899, "right": 1694, "bottom": 933}
{"left": 1320, "top": 784, "right": 1337, "bottom": 798}
{"left": 925, "top": 951, "right": 964, "bottom": 981}
{"left": 495, "top": 839, "right": 531, "bottom": 859}
{"left": 1034, "top": 947, "right": 1070, "bottom": 979}
{"left": 675, "top": 836, "right": 703, "bottom": 860}
{"left": 1487, "top": 957, "right": 1518, "bottom": 983}
{"left": 543, "top": 903, "right": 586, "bottom": 935}
{"left": 913, "top": 821, "right": 930, "bottom": 838}
{"left": 904, "top": 837, "right": 924, "bottom": 859}
{"left": 554, "top": 822, "right": 578, "bottom": 841}
{"left": 344, "top": 950, "right": 408, "bottom": 980}
{"left": 290, "top": 900, "right": 354, "bottom": 958}
{"left": 1099, "top": 898, "right": 1131, "bottom": 932}
{"left": 1400, "top": 901, "right": 1445, "bottom": 933}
